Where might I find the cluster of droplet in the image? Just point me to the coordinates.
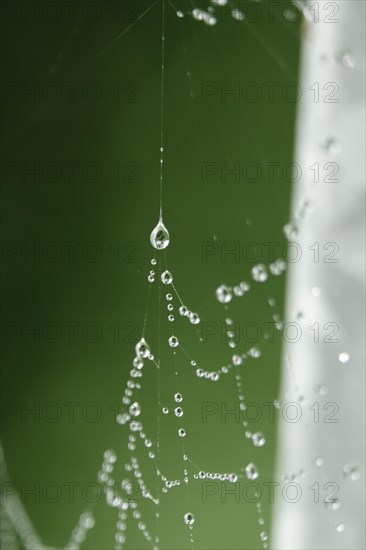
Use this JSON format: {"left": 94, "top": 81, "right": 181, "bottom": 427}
{"left": 193, "top": 470, "right": 239, "bottom": 482}
{"left": 216, "top": 281, "right": 250, "bottom": 304}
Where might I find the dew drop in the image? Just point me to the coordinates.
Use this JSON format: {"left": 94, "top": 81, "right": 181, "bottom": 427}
{"left": 251, "top": 264, "right": 268, "bottom": 282}
{"left": 338, "top": 51, "right": 356, "bottom": 68}
{"left": 245, "top": 463, "right": 259, "bottom": 480}
{"left": 168, "top": 314, "right": 174, "bottom": 322}
{"left": 339, "top": 352, "right": 350, "bottom": 364}
{"left": 129, "top": 402, "right": 141, "bottom": 417}
{"left": 260, "top": 531, "right": 268, "bottom": 542}
{"left": 232, "top": 8, "right": 245, "bottom": 21}
{"left": 252, "top": 432, "right": 266, "bottom": 447}
{"left": 174, "top": 392, "right": 183, "bottom": 403}
{"left": 321, "top": 137, "right": 341, "bottom": 155}
{"left": 177, "top": 10, "right": 184, "bottom": 18}
{"left": 184, "top": 512, "right": 195, "bottom": 525}
{"left": 133, "top": 357, "right": 144, "bottom": 370}
{"left": 168, "top": 336, "right": 179, "bottom": 348}
{"left": 150, "top": 220, "right": 170, "bottom": 250}
{"left": 174, "top": 407, "right": 184, "bottom": 417}
{"left": 216, "top": 284, "right": 233, "bottom": 304}
{"left": 162, "top": 407, "right": 169, "bottom": 414}
{"left": 189, "top": 312, "right": 200, "bottom": 324}
{"left": 283, "top": 223, "right": 298, "bottom": 240}
{"left": 166, "top": 293, "right": 173, "bottom": 301}
{"left": 314, "top": 456, "right": 324, "bottom": 466}
{"left": 161, "top": 270, "right": 173, "bottom": 284}
{"left": 337, "top": 523, "right": 345, "bottom": 532}
{"left": 325, "top": 499, "right": 341, "bottom": 511}
{"left": 179, "top": 306, "right": 188, "bottom": 316}
{"left": 135, "top": 338, "right": 150, "bottom": 358}
{"left": 343, "top": 463, "right": 360, "bottom": 481}
{"left": 178, "top": 428, "right": 186, "bottom": 438}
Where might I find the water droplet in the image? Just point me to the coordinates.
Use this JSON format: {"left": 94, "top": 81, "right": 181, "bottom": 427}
{"left": 148, "top": 274, "right": 155, "bottom": 282}
{"left": 283, "top": 223, "right": 298, "bottom": 240}
{"left": 161, "top": 270, "right": 173, "bottom": 284}
{"left": 168, "top": 336, "right": 179, "bottom": 348}
{"left": 150, "top": 220, "right": 170, "bottom": 250}
{"left": 177, "top": 10, "right": 184, "bottom": 18}
{"left": 337, "top": 523, "right": 345, "bottom": 532}
{"left": 133, "top": 357, "right": 144, "bottom": 369}
{"left": 314, "top": 384, "right": 328, "bottom": 396}
{"left": 338, "top": 51, "right": 355, "bottom": 68}
{"left": 252, "top": 432, "right": 266, "bottom": 447}
{"left": 168, "top": 314, "right": 174, "bottom": 322}
{"left": 260, "top": 531, "right": 268, "bottom": 542}
{"left": 184, "top": 512, "right": 195, "bottom": 525}
{"left": 339, "top": 352, "right": 350, "bottom": 364}
{"left": 325, "top": 499, "right": 341, "bottom": 511}
{"left": 174, "top": 407, "right": 184, "bottom": 417}
{"left": 166, "top": 293, "right": 173, "bottom": 301}
{"left": 189, "top": 312, "right": 200, "bottom": 324}
{"left": 312, "top": 286, "right": 321, "bottom": 297}
{"left": 245, "top": 463, "right": 259, "bottom": 480}
{"left": 178, "top": 428, "right": 186, "bottom": 438}
{"left": 179, "top": 306, "right": 188, "bottom": 316}
{"left": 135, "top": 338, "right": 150, "bottom": 358}
{"left": 167, "top": 303, "right": 174, "bottom": 311}
{"left": 321, "top": 137, "right": 341, "bottom": 155}
{"left": 174, "top": 392, "right": 183, "bottom": 403}
{"left": 251, "top": 264, "right": 268, "bottom": 282}
{"left": 129, "top": 402, "right": 141, "bottom": 417}
{"left": 216, "top": 284, "right": 233, "bottom": 304}
{"left": 162, "top": 407, "right": 169, "bottom": 414}
{"left": 314, "top": 456, "right": 324, "bottom": 466}
{"left": 343, "top": 464, "right": 360, "bottom": 481}
{"left": 232, "top": 8, "right": 245, "bottom": 21}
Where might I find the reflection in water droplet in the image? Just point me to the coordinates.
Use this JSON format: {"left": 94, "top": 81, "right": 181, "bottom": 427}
{"left": 184, "top": 512, "right": 195, "bottom": 525}
{"left": 245, "top": 463, "right": 259, "bottom": 480}
{"left": 150, "top": 220, "right": 170, "bottom": 250}
{"left": 216, "top": 284, "right": 233, "bottom": 303}
{"left": 135, "top": 338, "right": 150, "bottom": 358}
{"left": 161, "top": 270, "right": 173, "bottom": 284}
{"left": 168, "top": 336, "right": 179, "bottom": 348}
{"left": 251, "top": 264, "right": 268, "bottom": 282}
{"left": 252, "top": 432, "right": 266, "bottom": 447}
{"left": 189, "top": 312, "right": 200, "bottom": 324}
{"left": 129, "top": 402, "right": 141, "bottom": 417}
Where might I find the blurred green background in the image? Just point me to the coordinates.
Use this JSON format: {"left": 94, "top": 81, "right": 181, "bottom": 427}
{"left": 1, "top": 1, "right": 300, "bottom": 548}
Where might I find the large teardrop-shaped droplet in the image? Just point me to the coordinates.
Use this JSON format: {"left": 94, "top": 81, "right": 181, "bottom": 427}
{"left": 135, "top": 337, "right": 150, "bottom": 358}
{"left": 150, "top": 219, "right": 170, "bottom": 250}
